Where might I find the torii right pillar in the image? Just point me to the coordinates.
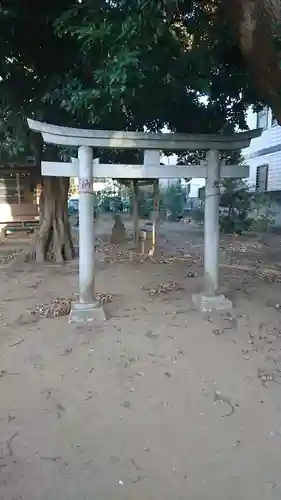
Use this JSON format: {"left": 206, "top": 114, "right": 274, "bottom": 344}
{"left": 192, "top": 150, "right": 232, "bottom": 313}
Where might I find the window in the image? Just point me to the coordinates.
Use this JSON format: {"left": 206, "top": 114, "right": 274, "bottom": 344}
{"left": 256, "top": 108, "right": 268, "bottom": 129}
{"left": 256, "top": 164, "right": 268, "bottom": 192}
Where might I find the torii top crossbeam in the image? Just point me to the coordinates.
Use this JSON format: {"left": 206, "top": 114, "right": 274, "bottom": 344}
{"left": 27, "top": 119, "right": 261, "bottom": 151}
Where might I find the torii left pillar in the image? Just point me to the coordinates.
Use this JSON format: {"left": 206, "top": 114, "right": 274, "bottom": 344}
{"left": 69, "top": 146, "right": 106, "bottom": 325}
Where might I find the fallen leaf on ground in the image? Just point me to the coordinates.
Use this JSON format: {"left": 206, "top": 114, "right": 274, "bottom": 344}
{"left": 147, "top": 281, "right": 180, "bottom": 295}
{"left": 26, "top": 293, "right": 113, "bottom": 319}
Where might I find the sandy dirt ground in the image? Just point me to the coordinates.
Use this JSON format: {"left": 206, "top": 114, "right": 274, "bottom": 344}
{"left": 1, "top": 220, "right": 281, "bottom": 499}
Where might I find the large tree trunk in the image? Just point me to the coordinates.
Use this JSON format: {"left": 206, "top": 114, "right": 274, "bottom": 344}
{"left": 223, "top": 0, "right": 281, "bottom": 124}
{"left": 35, "top": 177, "right": 75, "bottom": 263}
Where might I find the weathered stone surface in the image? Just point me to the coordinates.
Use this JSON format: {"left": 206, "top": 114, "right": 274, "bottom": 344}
{"left": 68, "top": 302, "right": 106, "bottom": 325}
{"left": 192, "top": 293, "right": 233, "bottom": 313}
{"left": 110, "top": 215, "right": 126, "bottom": 244}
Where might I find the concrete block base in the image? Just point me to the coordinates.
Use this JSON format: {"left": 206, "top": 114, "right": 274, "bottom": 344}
{"left": 192, "top": 293, "right": 232, "bottom": 313}
{"left": 68, "top": 301, "right": 106, "bottom": 325}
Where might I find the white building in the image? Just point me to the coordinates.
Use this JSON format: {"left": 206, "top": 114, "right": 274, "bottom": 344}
{"left": 243, "top": 107, "right": 281, "bottom": 191}
{"left": 187, "top": 178, "right": 205, "bottom": 198}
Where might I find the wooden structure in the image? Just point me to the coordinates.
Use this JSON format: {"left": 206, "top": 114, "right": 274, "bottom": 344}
{"left": 0, "top": 165, "right": 40, "bottom": 236}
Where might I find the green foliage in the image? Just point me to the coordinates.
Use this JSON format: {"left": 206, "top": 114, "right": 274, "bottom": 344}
{"left": 164, "top": 182, "right": 186, "bottom": 220}
{"left": 68, "top": 178, "right": 78, "bottom": 197}
{"left": 219, "top": 179, "right": 254, "bottom": 234}
{"left": 51, "top": 0, "right": 261, "bottom": 135}
{"left": 124, "top": 182, "right": 185, "bottom": 219}
{"left": 138, "top": 192, "right": 154, "bottom": 218}
{"left": 253, "top": 213, "right": 275, "bottom": 232}
{"left": 0, "top": 0, "right": 269, "bottom": 166}
{"left": 127, "top": 187, "right": 161, "bottom": 219}
{"left": 219, "top": 213, "right": 253, "bottom": 235}
{"left": 0, "top": 1, "right": 80, "bottom": 161}
{"left": 250, "top": 191, "right": 276, "bottom": 232}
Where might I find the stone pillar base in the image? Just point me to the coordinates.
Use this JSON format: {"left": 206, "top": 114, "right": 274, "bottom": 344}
{"left": 192, "top": 293, "right": 232, "bottom": 313}
{"left": 68, "top": 301, "right": 106, "bottom": 325}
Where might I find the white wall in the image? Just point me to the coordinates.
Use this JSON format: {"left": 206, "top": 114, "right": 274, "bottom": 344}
{"left": 243, "top": 108, "right": 281, "bottom": 190}
{"left": 188, "top": 179, "right": 205, "bottom": 198}
{"left": 159, "top": 154, "right": 179, "bottom": 188}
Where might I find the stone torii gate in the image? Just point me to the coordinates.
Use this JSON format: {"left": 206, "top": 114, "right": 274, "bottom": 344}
{"left": 27, "top": 119, "right": 261, "bottom": 323}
